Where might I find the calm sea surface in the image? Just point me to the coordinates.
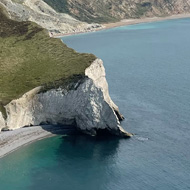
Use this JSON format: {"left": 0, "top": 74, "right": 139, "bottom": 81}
{"left": 0, "top": 18, "right": 190, "bottom": 190}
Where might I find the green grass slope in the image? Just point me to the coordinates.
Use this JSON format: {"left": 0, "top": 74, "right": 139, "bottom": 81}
{"left": 0, "top": 6, "right": 96, "bottom": 114}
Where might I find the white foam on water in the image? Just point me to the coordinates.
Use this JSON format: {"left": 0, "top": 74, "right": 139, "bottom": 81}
{"left": 135, "top": 136, "right": 149, "bottom": 141}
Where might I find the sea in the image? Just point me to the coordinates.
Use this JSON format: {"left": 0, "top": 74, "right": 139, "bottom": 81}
{"left": 0, "top": 18, "right": 190, "bottom": 190}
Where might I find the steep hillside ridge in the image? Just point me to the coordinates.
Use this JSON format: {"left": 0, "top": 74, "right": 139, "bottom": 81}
{"left": 43, "top": 0, "right": 190, "bottom": 23}
{"left": 0, "top": 0, "right": 102, "bottom": 35}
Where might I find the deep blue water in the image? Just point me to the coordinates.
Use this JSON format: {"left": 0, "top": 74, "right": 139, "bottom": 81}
{"left": 1, "top": 18, "right": 190, "bottom": 190}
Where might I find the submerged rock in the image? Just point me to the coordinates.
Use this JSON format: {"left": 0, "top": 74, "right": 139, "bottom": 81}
{"left": 4, "top": 59, "right": 131, "bottom": 137}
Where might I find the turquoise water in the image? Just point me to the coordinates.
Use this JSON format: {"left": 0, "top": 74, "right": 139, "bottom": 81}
{"left": 1, "top": 18, "right": 190, "bottom": 189}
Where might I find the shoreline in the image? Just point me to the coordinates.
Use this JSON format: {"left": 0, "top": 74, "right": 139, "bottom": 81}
{"left": 54, "top": 13, "right": 190, "bottom": 38}
{"left": 1, "top": 13, "right": 190, "bottom": 159}
{"left": 0, "top": 125, "right": 76, "bottom": 159}
{"left": 103, "top": 13, "right": 190, "bottom": 29}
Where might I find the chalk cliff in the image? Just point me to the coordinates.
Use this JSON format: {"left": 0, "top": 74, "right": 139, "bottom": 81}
{"left": 0, "top": 112, "right": 5, "bottom": 131}
{"left": 0, "top": 5, "right": 130, "bottom": 137}
{"left": 3, "top": 59, "right": 131, "bottom": 137}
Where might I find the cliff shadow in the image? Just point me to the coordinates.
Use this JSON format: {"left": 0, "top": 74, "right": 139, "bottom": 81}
{"left": 28, "top": 133, "right": 124, "bottom": 190}
{"left": 40, "top": 124, "right": 126, "bottom": 137}
{"left": 40, "top": 124, "right": 79, "bottom": 136}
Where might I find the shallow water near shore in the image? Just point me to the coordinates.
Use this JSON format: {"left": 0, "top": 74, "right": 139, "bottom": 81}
{"left": 1, "top": 18, "right": 190, "bottom": 190}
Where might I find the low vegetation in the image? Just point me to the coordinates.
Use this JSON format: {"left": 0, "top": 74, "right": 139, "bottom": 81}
{"left": 0, "top": 6, "right": 96, "bottom": 114}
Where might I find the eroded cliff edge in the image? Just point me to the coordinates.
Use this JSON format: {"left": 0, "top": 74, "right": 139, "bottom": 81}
{"left": 1, "top": 59, "right": 131, "bottom": 137}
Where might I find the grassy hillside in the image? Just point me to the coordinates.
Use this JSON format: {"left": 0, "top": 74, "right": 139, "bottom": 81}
{"left": 43, "top": 0, "right": 190, "bottom": 23}
{"left": 0, "top": 6, "right": 96, "bottom": 114}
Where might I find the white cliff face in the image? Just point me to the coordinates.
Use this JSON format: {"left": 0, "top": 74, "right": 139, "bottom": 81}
{"left": 85, "top": 59, "right": 124, "bottom": 120}
{"left": 0, "top": 112, "right": 5, "bottom": 131}
{"left": 0, "top": 0, "right": 102, "bottom": 35}
{"left": 5, "top": 59, "right": 131, "bottom": 137}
